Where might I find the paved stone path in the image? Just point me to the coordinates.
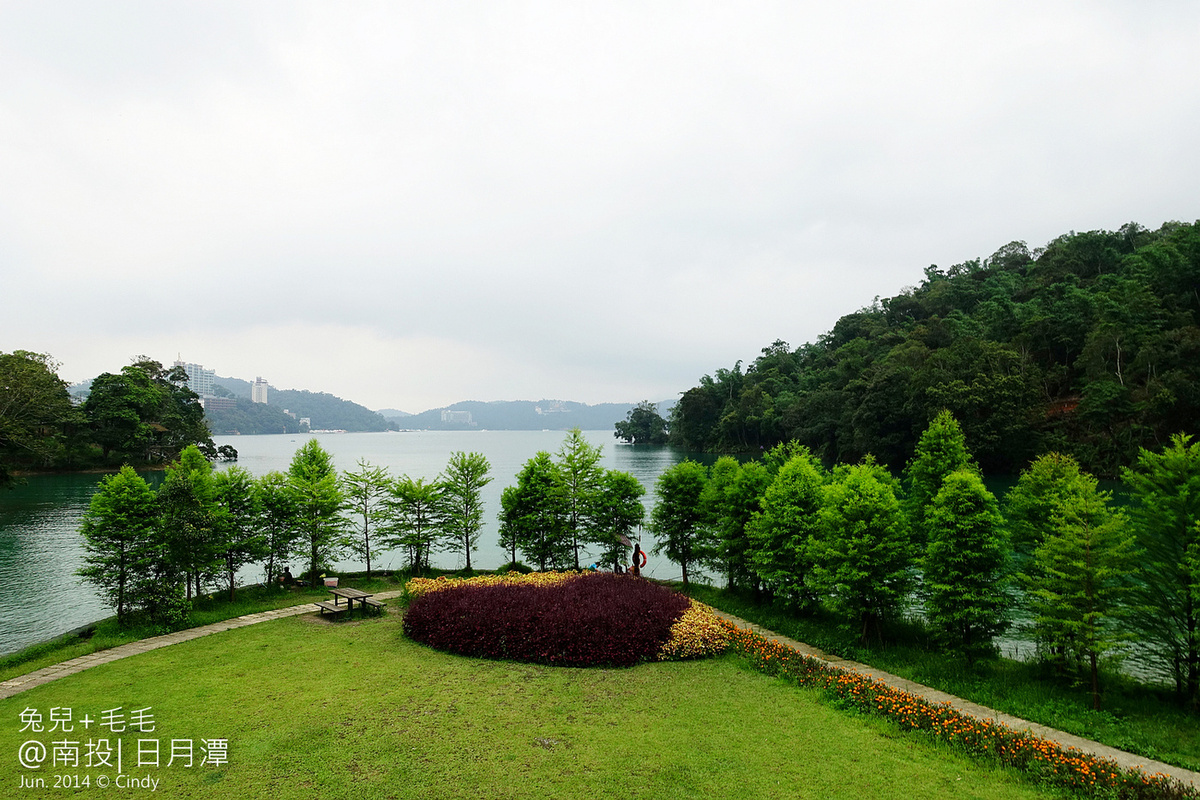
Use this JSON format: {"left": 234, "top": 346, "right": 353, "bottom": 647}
{"left": 3, "top": 594, "right": 1196, "bottom": 789}
{"left": 0, "top": 591, "right": 405, "bottom": 701}
{"left": 711, "top": 609, "right": 1200, "bottom": 790}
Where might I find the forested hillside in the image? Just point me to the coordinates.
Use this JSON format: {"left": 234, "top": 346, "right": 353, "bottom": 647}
{"left": 213, "top": 377, "right": 393, "bottom": 432}
{"left": 670, "top": 221, "right": 1200, "bottom": 476}
{"left": 203, "top": 397, "right": 304, "bottom": 435}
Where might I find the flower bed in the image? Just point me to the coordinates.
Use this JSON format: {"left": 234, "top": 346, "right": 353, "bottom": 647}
{"left": 402, "top": 571, "right": 728, "bottom": 667}
{"left": 724, "top": 623, "right": 1199, "bottom": 800}
{"left": 404, "top": 570, "right": 580, "bottom": 599}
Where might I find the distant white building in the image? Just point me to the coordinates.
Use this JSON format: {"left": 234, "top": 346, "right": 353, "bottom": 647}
{"left": 252, "top": 377, "right": 269, "bottom": 404}
{"left": 173, "top": 359, "right": 216, "bottom": 398}
{"left": 441, "top": 409, "right": 473, "bottom": 424}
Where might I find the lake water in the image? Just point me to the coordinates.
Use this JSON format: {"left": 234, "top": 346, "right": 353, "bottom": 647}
{"left": 0, "top": 430, "right": 697, "bottom": 656}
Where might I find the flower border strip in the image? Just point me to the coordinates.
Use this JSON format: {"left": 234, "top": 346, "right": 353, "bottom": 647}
{"left": 724, "top": 622, "right": 1197, "bottom": 800}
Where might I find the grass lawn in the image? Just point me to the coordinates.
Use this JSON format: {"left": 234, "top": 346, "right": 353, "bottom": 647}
{"left": 0, "top": 608, "right": 1060, "bottom": 800}
{"left": 0, "top": 576, "right": 404, "bottom": 683}
{"left": 685, "top": 585, "right": 1200, "bottom": 773}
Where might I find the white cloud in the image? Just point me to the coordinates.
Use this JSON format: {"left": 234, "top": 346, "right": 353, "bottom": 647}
{"left": 2, "top": 1, "right": 1198, "bottom": 412}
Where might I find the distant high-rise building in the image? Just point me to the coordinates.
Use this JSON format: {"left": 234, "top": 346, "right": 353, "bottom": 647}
{"left": 252, "top": 377, "right": 269, "bottom": 404}
{"left": 173, "top": 358, "right": 216, "bottom": 398}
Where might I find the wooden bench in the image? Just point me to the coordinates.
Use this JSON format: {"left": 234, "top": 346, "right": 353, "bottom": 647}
{"left": 314, "top": 600, "right": 347, "bottom": 618}
{"left": 363, "top": 598, "right": 386, "bottom": 613}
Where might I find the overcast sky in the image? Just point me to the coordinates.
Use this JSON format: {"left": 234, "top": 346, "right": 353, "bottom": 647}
{"left": 2, "top": 2, "right": 1197, "bottom": 413}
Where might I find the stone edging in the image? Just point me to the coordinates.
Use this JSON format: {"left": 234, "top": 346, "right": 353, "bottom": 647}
{"left": 711, "top": 609, "right": 1200, "bottom": 790}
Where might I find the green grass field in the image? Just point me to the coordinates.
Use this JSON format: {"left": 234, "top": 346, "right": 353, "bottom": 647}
{"left": 685, "top": 584, "right": 1200, "bottom": 772}
{"left": 0, "top": 577, "right": 404, "bottom": 683}
{"left": 0, "top": 607, "right": 1059, "bottom": 800}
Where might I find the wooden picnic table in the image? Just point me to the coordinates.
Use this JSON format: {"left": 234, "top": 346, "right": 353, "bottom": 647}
{"left": 329, "top": 586, "right": 373, "bottom": 612}
{"left": 313, "top": 587, "right": 386, "bottom": 618}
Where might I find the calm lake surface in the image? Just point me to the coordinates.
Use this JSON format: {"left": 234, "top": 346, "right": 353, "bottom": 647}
{"left": 0, "top": 430, "right": 697, "bottom": 656}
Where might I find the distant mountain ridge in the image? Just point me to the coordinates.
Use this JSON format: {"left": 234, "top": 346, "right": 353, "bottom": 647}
{"left": 211, "top": 376, "right": 393, "bottom": 433}
{"left": 210, "top": 377, "right": 672, "bottom": 434}
{"left": 391, "top": 399, "right": 674, "bottom": 431}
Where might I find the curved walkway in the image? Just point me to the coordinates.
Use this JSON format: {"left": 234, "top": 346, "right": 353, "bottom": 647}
{"left": 710, "top": 609, "right": 1200, "bottom": 790}
{"left": 0, "top": 590, "right": 405, "bottom": 701}
{"left": 2, "top": 596, "right": 1196, "bottom": 789}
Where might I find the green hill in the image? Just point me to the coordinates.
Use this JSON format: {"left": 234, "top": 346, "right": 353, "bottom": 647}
{"left": 212, "top": 377, "right": 393, "bottom": 433}
{"left": 670, "top": 220, "right": 1200, "bottom": 476}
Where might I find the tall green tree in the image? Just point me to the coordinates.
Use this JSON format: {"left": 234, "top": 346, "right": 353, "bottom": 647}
{"left": 1004, "top": 452, "right": 1094, "bottom": 557}
{"left": 498, "top": 452, "right": 569, "bottom": 570}
{"left": 287, "top": 439, "right": 346, "bottom": 586}
{"left": 747, "top": 447, "right": 826, "bottom": 605}
{"left": 439, "top": 451, "right": 491, "bottom": 572}
{"left": 556, "top": 428, "right": 604, "bottom": 569}
{"left": 158, "top": 444, "right": 220, "bottom": 600}
{"left": 1122, "top": 433, "right": 1200, "bottom": 706}
{"left": 386, "top": 476, "right": 444, "bottom": 574}
{"left": 212, "top": 465, "right": 267, "bottom": 601}
{"left": 903, "top": 410, "right": 977, "bottom": 546}
{"left": 614, "top": 400, "right": 669, "bottom": 444}
{"left": 810, "top": 460, "right": 914, "bottom": 644}
{"left": 591, "top": 469, "right": 646, "bottom": 570}
{"left": 77, "top": 466, "right": 158, "bottom": 625}
{"left": 1021, "top": 484, "right": 1136, "bottom": 709}
{"left": 257, "top": 470, "right": 299, "bottom": 586}
{"left": 340, "top": 459, "right": 391, "bottom": 576}
{"left": 702, "top": 456, "right": 772, "bottom": 591}
{"left": 650, "top": 459, "right": 708, "bottom": 586}
{"left": 923, "top": 469, "right": 1011, "bottom": 664}
{"left": 701, "top": 457, "right": 741, "bottom": 582}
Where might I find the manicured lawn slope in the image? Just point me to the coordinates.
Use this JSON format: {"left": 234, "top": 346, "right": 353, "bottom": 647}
{"left": 0, "top": 612, "right": 1055, "bottom": 799}
{"left": 686, "top": 584, "right": 1200, "bottom": 773}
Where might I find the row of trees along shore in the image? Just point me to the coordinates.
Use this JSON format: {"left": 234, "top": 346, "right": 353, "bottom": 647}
{"left": 77, "top": 430, "right": 648, "bottom": 626}
{"left": 0, "top": 354, "right": 228, "bottom": 487}
{"left": 646, "top": 411, "right": 1200, "bottom": 712}
{"left": 667, "top": 220, "right": 1200, "bottom": 478}
{"left": 78, "top": 441, "right": 492, "bottom": 627}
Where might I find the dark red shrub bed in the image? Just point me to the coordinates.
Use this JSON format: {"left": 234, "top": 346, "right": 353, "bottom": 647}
{"left": 402, "top": 572, "right": 691, "bottom": 667}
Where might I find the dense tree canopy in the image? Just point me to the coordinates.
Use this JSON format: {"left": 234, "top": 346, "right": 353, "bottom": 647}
{"left": 0, "top": 350, "right": 82, "bottom": 486}
{"left": 614, "top": 401, "right": 670, "bottom": 444}
{"left": 498, "top": 432, "right": 645, "bottom": 572}
{"left": 84, "top": 359, "right": 212, "bottom": 465}
{"left": 1123, "top": 434, "right": 1200, "bottom": 707}
{"left": 668, "top": 220, "right": 1200, "bottom": 476}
